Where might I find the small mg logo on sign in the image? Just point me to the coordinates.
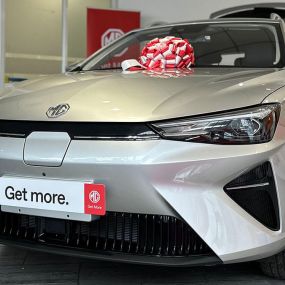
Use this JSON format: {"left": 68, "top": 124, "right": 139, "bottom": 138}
{"left": 46, "top": 104, "right": 70, "bottom": 118}
{"left": 101, "top": 28, "right": 127, "bottom": 57}
{"left": 89, "top": 190, "right": 100, "bottom": 204}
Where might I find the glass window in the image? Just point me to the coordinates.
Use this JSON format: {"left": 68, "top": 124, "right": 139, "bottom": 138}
{"left": 82, "top": 22, "right": 284, "bottom": 70}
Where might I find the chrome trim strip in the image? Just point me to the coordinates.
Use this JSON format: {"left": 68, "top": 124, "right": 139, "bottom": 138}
{"left": 73, "top": 135, "right": 160, "bottom": 140}
{"left": 0, "top": 132, "right": 26, "bottom": 138}
{"left": 225, "top": 182, "right": 270, "bottom": 190}
{"left": 0, "top": 133, "right": 160, "bottom": 140}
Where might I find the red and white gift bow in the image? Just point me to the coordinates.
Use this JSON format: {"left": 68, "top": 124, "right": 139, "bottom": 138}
{"left": 122, "top": 36, "right": 195, "bottom": 71}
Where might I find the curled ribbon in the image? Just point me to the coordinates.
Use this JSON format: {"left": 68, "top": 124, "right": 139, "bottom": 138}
{"left": 122, "top": 36, "right": 195, "bottom": 71}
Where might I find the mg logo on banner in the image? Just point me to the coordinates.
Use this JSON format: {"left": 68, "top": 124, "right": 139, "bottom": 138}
{"left": 101, "top": 28, "right": 124, "bottom": 47}
{"left": 101, "top": 28, "right": 127, "bottom": 57}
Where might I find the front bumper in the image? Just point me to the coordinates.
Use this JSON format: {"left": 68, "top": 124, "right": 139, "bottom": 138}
{"left": 0, "top": 126, "right": 285, "bottom": 264}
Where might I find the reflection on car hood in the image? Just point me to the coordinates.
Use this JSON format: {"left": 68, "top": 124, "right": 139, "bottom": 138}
{"left": 0, "top": 68, "right": 285, "bottom": 122}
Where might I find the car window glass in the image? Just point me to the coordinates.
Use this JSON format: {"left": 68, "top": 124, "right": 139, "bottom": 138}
{"left": 82, "top": 22, "right": 284, "bottom": 70}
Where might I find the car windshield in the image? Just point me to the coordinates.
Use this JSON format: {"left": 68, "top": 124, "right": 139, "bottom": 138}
{"left": 82, "top": 22, "right": 285, "bottom": 71}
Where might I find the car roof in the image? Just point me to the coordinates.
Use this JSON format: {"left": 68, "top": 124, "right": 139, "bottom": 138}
{"left": 133, "top": 18, "right": 282, "bottom": 33}
{"left": 210, "top": 3, "right": 285, "bottom": 19}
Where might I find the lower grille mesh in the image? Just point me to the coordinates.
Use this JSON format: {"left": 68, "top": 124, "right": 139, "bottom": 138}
{"left": 0, "top": 211, "right": 212, "bottom": 257}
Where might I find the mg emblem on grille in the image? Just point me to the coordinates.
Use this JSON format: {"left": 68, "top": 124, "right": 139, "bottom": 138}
{"left": 46, "top": 104, "right": 70, "bottom": 118}
{"left": 89, "top": 190, "right": 100, "bottom": 204}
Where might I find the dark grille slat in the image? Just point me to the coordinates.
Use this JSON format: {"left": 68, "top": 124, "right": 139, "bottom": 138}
{"left": 95, "top": 218, "right": 100, "bottom": 249}
{"left": 128, "top": 214, "right": 133, "bottom": 253}
{"left": 112, "top": 213, "right": 115, "bottom": 250}
{"left": 0, "top": 120, "right": 158, "bottom": 141}
{"left": 24, "top": 222, "right": 28, "bottom": 238}
{"left": 86, "top": 223, "right": 90, "bottom": 247}
{"left": 158, "top": 216, "right": 163, "bottom": 255}
{"left": 3, "top": 214, "right": 8, "bottom": 234}
{"left": 120, "top": 213, "right": 125, "bottom": 251}
{"left": 9, "top": 214, "right": 14, "bottom": 235}
{"left": 136, "top": 214, "right": 139, "bottom": 254}
{"left": 172, "top": 217, "right": 177, "bottom": 255}
{"left": 35, "top": 217, "right": 40, "bottom": 239}
{"left": 76, "top": 223, "right": 81, "bottom": 246}
{"left": 166, "top": 216, "right": 170, "bottom": 255}
{"left": 150, "top": 215, "right": 155, "bottom": 254}
{"left": 104, "top": 213, "right": 109, "bottom": 250}
{"left": 185, "top": 228, "right": 190, "bottom": 255}
{"left": 31, "top": 216, "right": 37, "bottom": 239}
{"left": 180, "top": 221, "right": 184, "bottom": 255}
{"left": 16, "top": 216, "right": 21, "bottom": 237}
{"left": 0, "top": 211, "right": 212, "bottom": 257}
{"left": 142, "top": 215, "right": 145, "bottom": 253}
{"left": 66, "top": 221, "right": 71, "bottom": 245}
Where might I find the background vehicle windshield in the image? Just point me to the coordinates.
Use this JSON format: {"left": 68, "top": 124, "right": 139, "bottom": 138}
{"left": 83, "top": 22, "right": 284, "bottom": 70}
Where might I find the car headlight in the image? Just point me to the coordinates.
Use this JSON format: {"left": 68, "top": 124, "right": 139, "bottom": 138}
{"left": 150, "top": 104, "right": 280, "bottom": 144}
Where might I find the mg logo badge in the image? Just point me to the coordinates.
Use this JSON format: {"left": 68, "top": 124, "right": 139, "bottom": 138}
{"left": 89, "top": 190, "right": 100, "bottom": 204}
{"left": 46, "top": 104, "right": 70, "bottom": 118}
{"left": 101, "top": 28, "right": 127, "bottom": 57}
{"left": 101, "top": 28, "right": 124, "bottom": 46}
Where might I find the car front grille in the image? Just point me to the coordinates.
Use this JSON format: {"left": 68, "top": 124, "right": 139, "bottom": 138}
{"left": 0, "top": 211, "right": 212, "bottom": 257}
{"left": 0, "top": 120, "right": 158, "bottom": 140}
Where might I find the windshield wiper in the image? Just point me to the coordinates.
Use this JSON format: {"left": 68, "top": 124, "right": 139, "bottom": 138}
{"left": 67, "top": 65, "right": 83, "bottom": 72}
{"left": 89, "top": 67, "right": 122, "bottom": 71}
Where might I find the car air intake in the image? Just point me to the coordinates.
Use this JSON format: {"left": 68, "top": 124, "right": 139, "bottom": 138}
{"left": 0, "top": 211, "right": 212, "bottom": 257}
{"left": 224, "top": 162, "right": 279, "bottom": 230}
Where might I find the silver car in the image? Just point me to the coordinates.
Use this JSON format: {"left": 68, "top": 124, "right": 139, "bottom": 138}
{"left": 0, "top": 17, "right": 285, "bottom": 279}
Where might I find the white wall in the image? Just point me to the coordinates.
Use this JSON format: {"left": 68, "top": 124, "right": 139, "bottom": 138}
{"left": 117, "top": 0, "right": 280, "bottom": 27}
{"left": 6, "top": 0, "right": 111, "bottom": 76}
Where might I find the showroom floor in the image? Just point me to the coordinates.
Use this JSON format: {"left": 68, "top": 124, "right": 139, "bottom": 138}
{"left": 0, "top": 245, "right": 283, "bottom": 285}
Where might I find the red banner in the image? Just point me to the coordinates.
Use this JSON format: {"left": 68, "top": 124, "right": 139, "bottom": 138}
{"left": 87, "top": 8, "right": 140, "bottom": 68}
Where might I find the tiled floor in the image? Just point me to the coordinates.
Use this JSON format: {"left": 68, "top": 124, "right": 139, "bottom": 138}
{"left": 0, "top": 245, "right": 283, "bottom": 285}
